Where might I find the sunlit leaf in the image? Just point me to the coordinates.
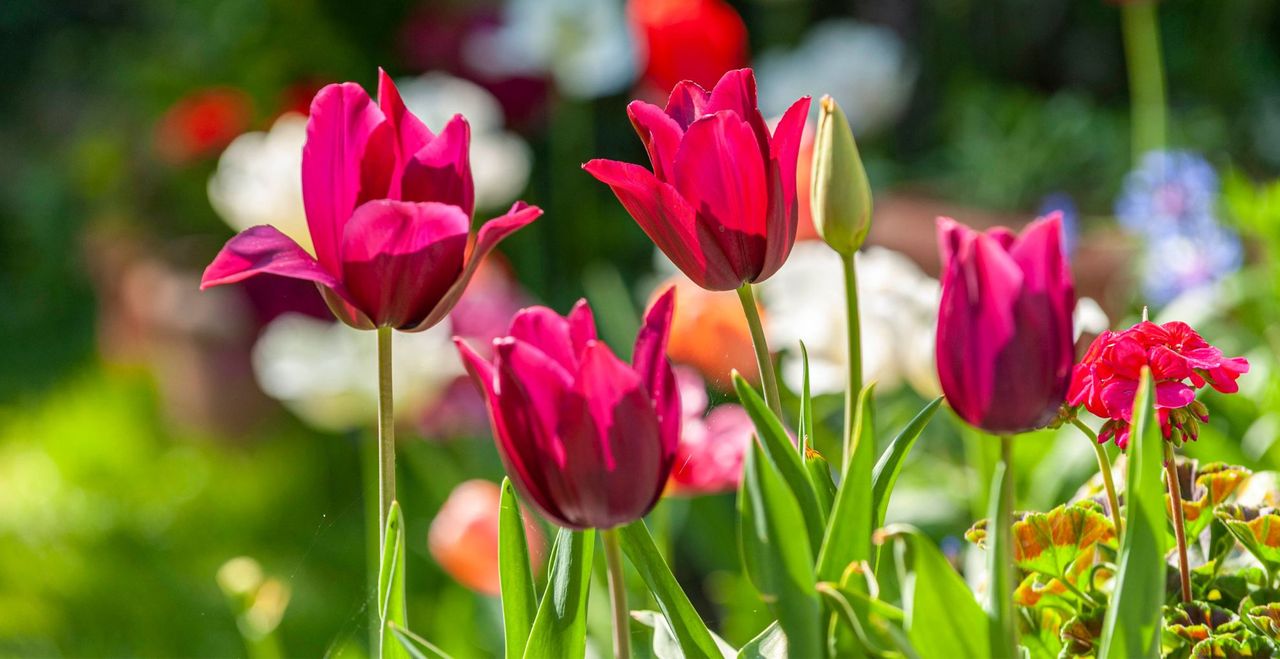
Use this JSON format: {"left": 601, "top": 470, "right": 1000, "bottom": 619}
{"left": 630, "top": 610, "right": 735, "bottom": 659}
{"left": 882, "top": 524, "right": 990, "bottom": 659}
{"left": 1189, "top": 634, "right": 1275, "bottom": 659}
{"left": 1060, "top": 609, "right": 1107, "bottom": 658}
{"left": 378, "top": 501, "right": 409, "bottom": 659}
{"left": 522, "top": 529, "right": 593, "bottom": 659}
{"left": 817, "top": 383, "right": 876, "bottom": 582}
{"left": 736, "top": 621, "right": 786, "bottom": 659}
{"left": 617, "top": 521, "right": 724, "bottom": 658}
{"left": 1218, "top": 506, "right": 1280, "bottom": 577}
{"left": 1163, "top": 601, "right": 1247, "bottom": 656}
{"left": 1245, "top": 603, "right": 1280, "bottom": 641}
{"left": 1170, "top": 461, "right": 1252, "bottom": 542}
{"left": 870, "top": 397, "right": 943, "bottom": 532}
{"left": 389, "top": 622, "right": 452, "bottom": 659}
{"left": 967, "top": 503, "right": 1115, "bottom": 581}
{"left": 498, "top": 479, "right": 537, "bottom": 659}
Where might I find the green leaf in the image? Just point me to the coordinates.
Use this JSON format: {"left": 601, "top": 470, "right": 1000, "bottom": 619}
{"left": 388, "top": 623, "right": 452, "bottom": 659}
{"left": 522, "top": 528, "right": 594, "bottom": 659}
{"left": 798, "top": 342, "right": 815, "bottom": 456}
{"left": 884, "top": 525, "right": 990, "bottom": 659}
{"left": 1218, "top": 505, "right": 1280, "bottom": 578}
{"left": 617, "top": 521, "right": 724, "bottom": 658}
{"left": 1099, "top": 368, "right": 1167, "bottom": 659}
{"left": 966, "top": 503, "right": 1116, "bottom": 581}
{"left": 870, "top": 397, "right": 943, "bottom": 531}
{"left": 736, "top": 622, "right": 787, "bottom": 659}
{"left": 499, "top": 478, "right": 537, "bottom": 659}
{"left": 733, "top": 372, "right": 825, "bottom": 556}
{"left": 986, "top": 458, "right": 1017, "bottom": 659}
{"left": 817, "top": 383, "right": 877, "bottom": 581}
{"left": 738, "top": 441, "right": 822, "bottom": 658}
{"left": 817, "top": 580, "right": 916, "bottom": 658}
{"left": 797, "top": 342, "right": 835, "bottom": 520}
{"left": 630, "top": 610, "right": 735, "bottom": 659}
{"left": 378, "top": 501, "right": 409, "bottom": 659}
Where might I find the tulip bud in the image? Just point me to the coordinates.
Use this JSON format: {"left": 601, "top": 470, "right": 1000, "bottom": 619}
{"left": 810, "top": 96, "right": 872, "bottom": 256}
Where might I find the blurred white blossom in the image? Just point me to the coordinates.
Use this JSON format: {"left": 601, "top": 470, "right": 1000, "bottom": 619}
{"left": 463, "top": 0, "right": 636, "bottom": 99}
{"left": 207, "top": 113, "right": 311, "bottom": 252}
{"left": 755, "top": 20, "right": 916, "bottom": 136}
{"left": 252, "top": 314, "right": 462, "bottom": 432}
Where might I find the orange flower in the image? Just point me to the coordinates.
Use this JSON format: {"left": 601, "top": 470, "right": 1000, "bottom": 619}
{"left": 428, "top": 480, "right": 545, "bottom": 596}
{"left": 651, "top": 274, "right": 758, "bottom": 389}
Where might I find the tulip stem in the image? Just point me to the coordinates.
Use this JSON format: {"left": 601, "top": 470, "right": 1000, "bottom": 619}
{"left": 736, "top": 283, "right": 783, "bottom": 419}
{"left": 376, "top": 326, "right": 396, "bottom": 543}
{"left": 989, "top": 434, "right": 1018, "bottom": 659}
{"left": 1070, "top": 418, "right": 1124, "bottom": 539}
{"left": 601, "top": 528, "right": 631, "bottom": 659}
{"left": 1164, "top": 442, "right": 1193, "bottom": 603}
{"left": 840, "top": 252, "right": 862, "bottom": 470}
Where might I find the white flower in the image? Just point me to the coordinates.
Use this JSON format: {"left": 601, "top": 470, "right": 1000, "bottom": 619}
{"left": 207, "top": 113, "right": 311, "bottom": 252}
{"left": 755, "top": 19, "right": 917, "bottom": 136}
{"left": 251, "top": 314, "right": 462, "bottom": 432}
{"left": 396, "top": 73, "right": 533, "bottom": 211}
{"left": 462, "top": 0, "right": 636, "bottom": 99}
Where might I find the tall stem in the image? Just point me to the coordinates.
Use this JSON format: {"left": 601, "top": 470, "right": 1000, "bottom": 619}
{"left": 840, "top": 252, "right": 862, "bottom": 470}
{"left": 1121, "top": 0, "right": 1167, "bottom": 162}
{"left": 602, "top": 528, "right": 631, "bottom": 659}
{"left": 376, "top": 327, "right": 396, "bottom": 543}
{"left": 1071, "top": 418, "right": 1124, "bottom": 538}
{"left": 1164, "top": 443, "right": 1193, "bottom": 603}
{"left": 736, "top": 283, "right": 783, "bottom": 418}
{"left": 988, "top": 434, "right": 1018, "bottom": 659}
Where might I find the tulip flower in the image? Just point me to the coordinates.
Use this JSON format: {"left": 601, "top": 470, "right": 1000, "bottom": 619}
{"left": 584, "top": 68, "right": 810, "bottom": 292}
{"left": 455, "top": 289, "right": 680, "bottom": 530}
{"left": 935, "top": 214, "right": 1076, "bottom": 434}
{"left": 810, "top": 96, "right": 872, "bottom": 257}
{"left": 201, "top": 69, "right": 542, "bottom": 331}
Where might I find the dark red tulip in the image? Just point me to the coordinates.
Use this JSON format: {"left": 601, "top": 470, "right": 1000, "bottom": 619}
{"left": 455, "top": 290, "right": 681, "bottom": 530}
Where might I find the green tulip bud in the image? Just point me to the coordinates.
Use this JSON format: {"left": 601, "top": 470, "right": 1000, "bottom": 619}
{"left": 810, "top": 95, "right": 872, "bottom": 256}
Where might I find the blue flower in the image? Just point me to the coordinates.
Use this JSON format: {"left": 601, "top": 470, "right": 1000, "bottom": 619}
{"left": 1140, "top": 224, "right": 1243, "bottom": 305}
{"left": 1115, "top": 150, "right": 1219, "bottom": 237}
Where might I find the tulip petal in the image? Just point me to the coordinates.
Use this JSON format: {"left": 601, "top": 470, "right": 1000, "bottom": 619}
{"left": 409, "top": 202, "right": 543, "bottom": 331}
{"left": 376, "top": 68, "right": 434, "bottom": 165}
{"left": 339, "top": 200, "right": 470, "bottom": 328}
{"left": 201, "top": 224, "right": 342, "bottom": 292}
{"left": 628, "top": 100, "right": 683, "bottom": 181}
{"left": 302, "top": 82, "right": 388, "bottom": 273}
{"left": 583, "top": 159, "right": 740, "bottom": 290}
{"left": 671, "top": 111, "right": 768, "bottom": 283}
{"left": 567, "top": 300, "right": 599, "bottom": 361}
{"left": 508, "top": 306, "right": 575, "bottom": 371}
{"left": 401, "top": 114, "right": 475, "bottom": 218}
{"left": 706, "top": 68, "right": 770, "bottom": 151}
{"left": 632, "top": 287, "right": 681, "bottom": 451}
{"left": 664, "top": 80, "right": 711, "bottom": 130}
{"left": 757, "top": 95, "right": 811, "bottom": 282}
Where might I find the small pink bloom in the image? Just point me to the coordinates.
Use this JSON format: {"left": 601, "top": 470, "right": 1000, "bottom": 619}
{"left": 428, "top": 479, "right": 545, "bottom": 596}
{"left": 455, "top": 290, "right": 681, "bottom": 530}
{"left": 201, "top": 70, "right": 541, "bottom": 331}
{"left": 667, "top": 366, "right": 753, "bottom": 496}
{"left": 584, "top": 69, "right": 810, "bottom": 291}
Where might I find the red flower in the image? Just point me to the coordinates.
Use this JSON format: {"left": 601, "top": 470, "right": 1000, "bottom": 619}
{"left": 1068, "top": 321, "right": 1248, "bottom": 448}
{"left": 153, "top": 88, "right": 253, "bottom": 164}
{"left": 628, "top": 0, "right": 748, "bottom": 95}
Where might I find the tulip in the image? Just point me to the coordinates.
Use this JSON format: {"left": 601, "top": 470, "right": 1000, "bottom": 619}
{"left": 428, "top": 479, "right": 545, "bottom": 596}
{"left": 810, "top": 96, "right": 872, "bottom": 256}
{"left": 584, "top": 68, "right": 810, "bottom": 291}
{"left": 455, "top": 289, "right": 680, "bottom": 530}
{"left": 935, "top": 214, "right": 1076, "bottom": 433}
{"left": 201, "top": 69, "right": 542, "bottom": 331}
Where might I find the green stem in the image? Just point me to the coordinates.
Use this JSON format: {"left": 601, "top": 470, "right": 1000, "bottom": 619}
{"left": 735, "top": 283, "right": 783, "bottom": 418}
{"left": 1164, "top": 442, "right": 1193, "bottom": 603}
{"left": 989, "top": 434, "right": 1018, "bottom": 659}
{"left": 1121, "top": 0, "right": 1167, "bottom": 162}
{"left": 376, "top": 327, "right": 396, "bottom": 542}
{"left": 602, "top": 528, "right": 631, "bottom": 659}
{"left": 1071, "top": 418, "right": 1124, "bottom": 540}
{"left": 840, "top": 252, "right": 862, "bottom": 471}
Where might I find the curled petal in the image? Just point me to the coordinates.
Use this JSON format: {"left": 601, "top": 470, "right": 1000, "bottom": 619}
{"left": 201, "top": 224, "right": 342, "bottom": 292}
{"left": 757, "top": 95, "right": 811, "bottom": 282}
{"left": 628, "top": 100, "right": 684, "bottom": 181}
{"left": 664, "top": 80, "right": 711, "bottom": 129}
{"left": 632, "top": 287, "right": 680, "bottom": 451}
{"left": 401, "top": 114, "right": 474, "bottom": 217}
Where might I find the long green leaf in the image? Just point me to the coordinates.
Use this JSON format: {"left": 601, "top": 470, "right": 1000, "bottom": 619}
{"left": 798, "top": 343, "right": 835, "bottom": 519}
{"left": 498, "top": 479, "right": 537, "bottom": 659}
{"left": 618, "top": 520, "right": 724, "bottom": 658}
{"left": 870, "top": 397, "right": 943, "bottom": 530}
{"left": 886, "top": 525, "right": 990, "bottom": 659}
{"left": 630, "top": 610, "right": 735, "bottom": 659}
{"left": 986, "top": 458, "right": 1016, "bottom": 659}
{"left": 389, "top": 623, "right": 452, "bottom": 659}
{"left": 816, "top": 383, "right": 877, "bottom": 581}
{"left": 378, "top": 501, "right": 408, "bottom": 659}
{"left": 522, "top": 528, "right": 594, "bottom": 659}
{"left": 739, "top": 441, "right": 823, "bottom": 658}
{"left": 1099, "top": 368, "right": 1166, "bottom": 659}
{"left": 817, "top": 582, "right": 917, "bottom": 659}
{"left": 736, "top": 622, "right": 786, "bottom": 659}
{"left": 798, "top": 341, "right": 815, "bottom": 455}
{"left": 733, "top": 372, "right": 825, "bottom": 555}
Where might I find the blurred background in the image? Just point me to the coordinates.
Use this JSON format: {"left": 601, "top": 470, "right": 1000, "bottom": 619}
{"left": 2, "top": 0, "right": 1279, "bottom": 656}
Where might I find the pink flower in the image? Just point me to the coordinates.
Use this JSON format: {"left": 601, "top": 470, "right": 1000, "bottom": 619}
{"left": 666, "top": 367, "right": 753, "bottom": 496}
{"left": 935, "top": 214, "right": 1076, "bottom": 433}
{"left": 455, "top": 289, "right": 681, "bottom": 530}
{"left": 200, "top": 69, "right": 541, "bottom": 331}
{"left": 584, "top": 68, "right": 810, "bottom": 290}
{"left": 428, "top": 479, "right": 545, "bottom": 596}
{"left": 1068, "top": 320, "right": 1248, "bottom": 448}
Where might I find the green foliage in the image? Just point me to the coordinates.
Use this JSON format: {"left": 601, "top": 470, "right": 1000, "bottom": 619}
{"left": 617, "top": 521, "right": 723, "bottom": 658}
{"left": 522, "top": 529, "right": 594, "bottom": 659}
{"left": 885, "top": 525, "right": 990, "bottom": 659}
{"left": 499, "top": 479, "right": 537, "bottom": 659}
{"left": 378, "top": 501, "right": 409, "bottom": 659}
{"left": 816, "top": 383, "right": 877, "bottom": 582}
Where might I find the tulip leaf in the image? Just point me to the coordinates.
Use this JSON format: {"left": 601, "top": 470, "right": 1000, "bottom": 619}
{"left": 499, "top": 478, "right": 537, "bottom": 659}
{"left": 798, "top": 341, "right": 815, "bottom": 456}
{"left": 378, "top": 500, "right": 409, "bottom": 659}
{"left": 1099, "top": 368, "right": 1167, "bottom": 659}
{"left": 817, "top": 580, "right": 915, "bottom": 658}
{"left": 986, "top": 458, "right": 1017, "bottom": 659}
{"left": 733, "top": 372, "right": 826, "bottom": 556}
{"left": 797, "top": 343, "right": 835, "bottom": 520}
{"left": 884, "top": 524, "right": 990, "bottom": 659}
{"left": 522, "top": 528, "right": 594, "bottom": 659}
{"left": 738, "top": 441, "right": 822, "bottom": 659}
{"left": 388, "top": 622, "right": 452, "bottom": 659}
{"left": 617, "top": 520, "right": 724, "bottom": 658}
{"left": 817, "top": 383, "right": 877, "bottom": 581}
{"left": 736, "top": 621, "right": 787, "bottom": 659}
{"left": 630, "top": 610, "right": 735, "bottom": 659}
{"left": 871, "top": 396, "right": 943, "bottom": 531}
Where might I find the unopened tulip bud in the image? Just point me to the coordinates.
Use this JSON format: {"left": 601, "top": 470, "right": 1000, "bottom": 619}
{"left": 810, "top": 96, "right": 872, "bottom": 256}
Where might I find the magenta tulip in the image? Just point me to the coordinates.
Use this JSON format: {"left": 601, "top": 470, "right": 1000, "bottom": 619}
{"left": 935, "top": 214, "right": 1076, "bottom": 433}
{"left": 201, "top": 69, "right": 541, "bottom": 331}
{"left": 455, "top": 289, "right": 681, "bottom": 530}
{"left": 584, "top": 68, "right": 810, "bottom": 291}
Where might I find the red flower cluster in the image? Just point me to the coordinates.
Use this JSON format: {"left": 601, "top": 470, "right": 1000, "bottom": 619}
{"left": 1068, "top": 321, "right": 1249, "bottom": 448}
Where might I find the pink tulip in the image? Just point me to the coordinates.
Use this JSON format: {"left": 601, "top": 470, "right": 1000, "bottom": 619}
{"left": 584, "top": 69, "right": 810, "bottom": 291}
{"left": 667, "top": 367, "right": 753, "bottom": 496}
{"left": 935, "top": 214, "right": 1075, "bottom": 434}
{"left": 201, "top": 70, "right": 541, "bottom": 331}
{"left": 455, "top": 289, "right": 681, "bottom": 530}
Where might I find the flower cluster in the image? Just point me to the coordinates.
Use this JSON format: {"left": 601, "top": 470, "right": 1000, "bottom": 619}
{"left": 1068, "top": 320, "right": 1249, "bottom": 448}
